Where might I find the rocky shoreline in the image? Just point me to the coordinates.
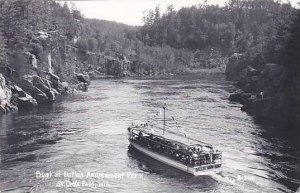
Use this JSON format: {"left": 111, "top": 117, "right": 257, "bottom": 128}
{"left": 226, "top": 53, "right": 300, "bottom": 126}
{"left": 0, "top": 71, "right": 90, "bottom": 114}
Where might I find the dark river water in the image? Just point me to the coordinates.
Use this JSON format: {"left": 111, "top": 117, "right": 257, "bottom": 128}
{"left": 1, "top": 74, "right": 300, "bottom": 193}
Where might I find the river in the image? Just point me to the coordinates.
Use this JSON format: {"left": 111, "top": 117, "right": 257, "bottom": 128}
{"left": 1, "top": 74, "right": 300, "bottom": 193}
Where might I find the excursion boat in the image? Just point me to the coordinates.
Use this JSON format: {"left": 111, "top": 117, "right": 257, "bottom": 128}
{"left": 127, "top": 107, "right": 222, "bottom": 176}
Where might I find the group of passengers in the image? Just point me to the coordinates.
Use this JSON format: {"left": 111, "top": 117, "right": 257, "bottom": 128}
{"left": 134, "top": 131, "right": 215, "bottom": 166}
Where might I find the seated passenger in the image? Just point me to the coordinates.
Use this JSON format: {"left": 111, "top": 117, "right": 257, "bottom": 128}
{"left": 192, "top": 153, "right": 199, "bottom": 159}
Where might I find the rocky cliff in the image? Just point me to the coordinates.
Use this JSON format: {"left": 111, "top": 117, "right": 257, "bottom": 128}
{"left": 226, "top": 53, "right": 300, "bottom": 126}
{"left": 0, "top": 30, "right": 92, "bottom": 114}
{"left": 0, "top": 73, "right": 14, "bottom": 113}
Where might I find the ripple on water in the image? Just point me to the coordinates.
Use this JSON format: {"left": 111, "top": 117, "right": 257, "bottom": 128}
{"left": 0, "top": 75, "right": 299, "bottom": 193}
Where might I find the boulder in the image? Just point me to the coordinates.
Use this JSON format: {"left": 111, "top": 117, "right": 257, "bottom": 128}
{"left": 0, "top": 105, "right": 6, "bottom": 113}
{"left": 46, "top": 90, "right": 55, "bottom": 102}
{"left": 32, "top": 75, "right": 51, "bottom": 93}
{"left": 35, "top": 93, "right": 49, "bottom": 104}
{"left": 61, "top": 82, "right": 69, "bottom": 93}
{"left": 11, "top": 85, "right": 27, "bottom": 97}
{"left": 0, "top": 103, "right": 16, "bottom": 113}
{"left": 77, "top": 82, "right": 88, "bottom": 91}
{"left": 18, "top": 75, "right": 52, "bottom": 104}
{"left": 52, "top": 88, "right": 60, "bottom": 96}
{"left": 229, "top": 90, "right": 252, "bottom": 104}
{"left": 75, "top": 73, "right": 90, "bottom": 85}
{"left": 44, "top": 71, "right": 64, "bottom": 92}
{"left": 0, "top": 73, "right": 13, "bottom": 113}
{"left": 242, "top": 97, "right": 275, "bottom": 119}
{"left": 6, "top": 103, "right": 17, "bottom": 111}
{"left": 17, "top": 97, "right": 38, "bottom": 110}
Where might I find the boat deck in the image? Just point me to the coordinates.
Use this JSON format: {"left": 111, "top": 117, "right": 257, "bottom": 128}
{"left": 130, "top": 125, "right": 213, "bottom": 149}
{"left": 130, "top": 141, "right": 221, "bottom": 176}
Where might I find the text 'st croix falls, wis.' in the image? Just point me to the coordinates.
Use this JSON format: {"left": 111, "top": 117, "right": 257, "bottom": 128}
{"left": 0, "top": 0, "right": 300, "bottom": 193}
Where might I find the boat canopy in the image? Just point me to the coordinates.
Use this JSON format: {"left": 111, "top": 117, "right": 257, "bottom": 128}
{"left": 129, "top": 125, "right": 213, "bottom": 149}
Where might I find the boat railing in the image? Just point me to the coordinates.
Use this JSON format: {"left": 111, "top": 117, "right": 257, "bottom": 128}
{"left": 130, "top": 131, "right": 191, "bottom": 157}
{"left": 129, "top": 128, "right": 222, "bottom": 168}
{"left": 130, "top": 123, "right": 214, "bottom": 149}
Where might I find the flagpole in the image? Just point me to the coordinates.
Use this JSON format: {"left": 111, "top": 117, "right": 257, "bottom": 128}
{"left": 163, "top": 106, "right": 166, "bottom": 135}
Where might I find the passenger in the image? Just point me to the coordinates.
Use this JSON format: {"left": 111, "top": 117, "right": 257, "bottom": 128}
{"left": 185, "top": 158, "right": 189, "bottom": 164}
{"left": 192, "top": 153, "right": 198, "bottom": 159}
{"left": 137, "top": 131, "right": 143, "bottom": 143}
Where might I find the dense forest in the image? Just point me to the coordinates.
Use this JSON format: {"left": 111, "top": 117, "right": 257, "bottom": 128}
{"left": 0, "top": 0, "right": 300, "bottom": 124}
{"left": 139, "top": 0, "right": 295, "bottom": 70}
{"left": 0, "top": 0, "right": 297, "bottom": 77}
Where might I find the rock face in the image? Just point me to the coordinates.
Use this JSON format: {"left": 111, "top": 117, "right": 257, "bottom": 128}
{"left": 226, "top": 54, "right": 298, "bottom": 123}
{"left": 0, "top": 75, "right": 38, "bottom": 113}
{"left": 229, "top": 90, "right": 253, "bottom": 104}
{"left": 17, "top": 96, "right": 38, "bottom": 110}
{"left": 0, "top": 73, "right": 13, "bottom": 113}
{"left": 75, "top": 73, "right": 90, "bottom": 85}
{"left": 11, "top": 84, "right": 37, "bottom": 110}
{"left": 0, "top": 70, "right": 78, "bottom": 113}
{"left": 1, "top": 20, "right": 93, "bottom": 114}
{"left": 17, "top": 72, "right": 67, "bottom": 104}
{"left": 74, "top": 72, "right": 90, "bottom": 91}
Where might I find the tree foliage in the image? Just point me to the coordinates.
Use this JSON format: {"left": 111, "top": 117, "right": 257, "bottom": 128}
{"left": 0, "top": 0, "right": 298, "bottom": 76}
{"left": 139, "top": 0, "right": 295, "bottom": 66}
{"left": 0, "top": 9, "right": 7, "bottom": 65}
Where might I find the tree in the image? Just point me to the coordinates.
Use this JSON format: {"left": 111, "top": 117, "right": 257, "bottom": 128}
{"left": 283, "top": 10, "right": 300, "bottom": 84}
{"left": 0, "top": 25, "right": 7, "bottom": 66}
{"left": 0, "top": 0, "right": 26, "bottom": 50}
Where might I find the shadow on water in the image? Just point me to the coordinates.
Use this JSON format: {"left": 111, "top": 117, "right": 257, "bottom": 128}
{"left": 0, "top": 105, "right": 64, "bottom": 169}
{"left": 127, "top": 146, "right": 218, "bottom": 192}
{"left": 252, "top": 119, "right": 300, "bottom": 192}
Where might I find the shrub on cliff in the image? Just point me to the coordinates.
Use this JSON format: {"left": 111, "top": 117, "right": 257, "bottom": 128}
{"left": 29, "top": 42, "right": 43, "bottom": 60}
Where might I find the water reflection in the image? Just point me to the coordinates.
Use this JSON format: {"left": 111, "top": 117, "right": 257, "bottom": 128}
{"left": 253, "top": 122, "right": 300, "bottom": 192}
{"left": 0, "top": 110, "right": 62, "bottom": 169}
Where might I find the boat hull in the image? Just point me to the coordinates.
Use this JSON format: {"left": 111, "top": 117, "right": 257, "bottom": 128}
{"left": 130, "top": 141, "right": 221, "bottom": 176}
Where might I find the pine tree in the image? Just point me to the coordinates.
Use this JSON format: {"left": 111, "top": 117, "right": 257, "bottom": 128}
{"left": 0, "top": 3, "right": 7, "bottom": 66}
{"left": 284, "top": 10, "right": 300, "bottom": 84}
{"left": 0, "top": 0, "right": 26, "bottom": 50}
